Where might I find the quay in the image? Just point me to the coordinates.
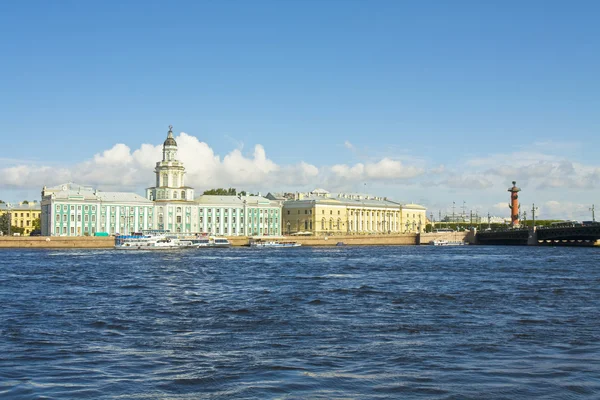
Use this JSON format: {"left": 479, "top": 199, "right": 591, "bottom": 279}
{"left": 0, "top": 232, "right": 470, "bottom": 248}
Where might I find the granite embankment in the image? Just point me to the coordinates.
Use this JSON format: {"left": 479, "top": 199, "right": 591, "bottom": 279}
{"left": 0, "top": 236, "right": 115, "bottom": 248}
{"left": 0, "top": 232, "right": 470, "bottom": 248}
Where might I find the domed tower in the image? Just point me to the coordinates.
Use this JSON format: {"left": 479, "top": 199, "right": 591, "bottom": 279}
{"left": 146, "top": 126, "right": 194, "bottom": 202}
{"left": 508, "top": 181, "right": 521, "bottom": 227}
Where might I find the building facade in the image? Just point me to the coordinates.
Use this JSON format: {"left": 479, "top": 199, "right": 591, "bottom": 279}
{"left": 282, "top": 189, "right": 427, "bottom": 235}
{"left": 41, "top": 127, "right": 282, "bottom": 237}
{"left": 0, "top": 201, "right": 42, "bottom": 236}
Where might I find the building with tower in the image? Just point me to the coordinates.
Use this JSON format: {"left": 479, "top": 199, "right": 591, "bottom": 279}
{"left": 40, "top": 126, "right": 282, "bottom": 237}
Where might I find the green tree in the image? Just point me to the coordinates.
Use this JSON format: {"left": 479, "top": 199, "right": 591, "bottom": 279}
{"left": 0, "top": 214, "right": 25, "bottom": 235}
{"left": 32, "top": 217, "right": 41, "bottom": 231}
{"left": 0, "top": 200, "right": 5, "bottom": 204}
{"left": 22, "top": 200, "right": 29, "bottom": 204}
{"left": 203, "top": 188, "right": 240, "bottom": 196}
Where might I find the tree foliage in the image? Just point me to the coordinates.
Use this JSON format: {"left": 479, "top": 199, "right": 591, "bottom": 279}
{"left": 0, "top": 214, "right": 25, "bottom": 235}
{"left": 203, "top": 188, "right": 240, "bottom": 196}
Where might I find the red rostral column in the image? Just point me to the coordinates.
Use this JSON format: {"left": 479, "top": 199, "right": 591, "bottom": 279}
{"left": 508, "top": 181, "right": 521, "bottom": 226}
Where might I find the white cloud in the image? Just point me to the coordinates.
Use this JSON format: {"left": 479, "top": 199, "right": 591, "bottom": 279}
{"left": 331, "top": 158, "right": 423, "bottom": 182}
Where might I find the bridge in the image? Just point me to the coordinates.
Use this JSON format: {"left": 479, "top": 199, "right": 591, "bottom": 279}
{"left": 476, "top": 224, "right": 600, "bottom": 246}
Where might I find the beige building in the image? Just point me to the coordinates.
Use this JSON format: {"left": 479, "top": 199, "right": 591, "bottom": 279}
{"left": 0, "top": 201, "right": 42, "bottom": 236}
{"left": 282, "top": 189, "right": 427, "bottom": 235}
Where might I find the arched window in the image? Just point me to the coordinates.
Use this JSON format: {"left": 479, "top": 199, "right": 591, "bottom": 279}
{"left": 173, "top": 191, "right": 178, "bottom": 199}
{"left": 329, "top": 218, "right": 333, "bottom": 230}
{"left": 337, "top": 218, "right": 341, "bottom": 229}
{"left": 162, "top": 173, "right": 168, "bottom": 186}
{"left": 321, "top": 218, "right": 325, "bottom": 230}
{"left": 181, "top": 190, "right": 186, "bottom": 199}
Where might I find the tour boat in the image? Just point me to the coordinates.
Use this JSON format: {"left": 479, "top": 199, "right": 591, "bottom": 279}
{"left": 250, "top": 240, "right": 301, "bottom": 248}
{"left": 115, "top": 235, "right": 194, "bottom": 250}
{"left": 429, "top": 239, "right": 465, "bottom": 246}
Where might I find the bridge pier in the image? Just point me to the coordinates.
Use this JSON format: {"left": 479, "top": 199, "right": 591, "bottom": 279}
{"left": 527, "top": 227, "right": 538, "bottom": 246}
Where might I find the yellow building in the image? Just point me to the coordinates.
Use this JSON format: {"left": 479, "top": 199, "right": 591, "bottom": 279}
{"left": 282, "top": 189, "right": 427, "bottom": 235}
{"left": 0, "top": 201, "right": 42, "bottom": 236}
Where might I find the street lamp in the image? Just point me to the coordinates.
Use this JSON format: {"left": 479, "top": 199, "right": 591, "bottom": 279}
{"left": 7, "top": 203, "right": 11, "bottom": 236}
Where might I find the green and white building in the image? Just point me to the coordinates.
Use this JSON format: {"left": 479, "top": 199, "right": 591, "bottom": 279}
{"left": 41, "top": 127, "right": 282, "bottom": 236}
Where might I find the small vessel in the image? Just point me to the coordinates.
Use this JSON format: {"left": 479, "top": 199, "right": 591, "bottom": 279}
{"left": 429, "top": 239, "right": 465, "bottom": 246}
{"left": 115, "top": 235, "right": 194, "bottom": 250}
{"left": 250, "top": 240, "right": 301, "bottom": 248}
{"left": 211, "top": 237, "right": 231, "bottom": 248}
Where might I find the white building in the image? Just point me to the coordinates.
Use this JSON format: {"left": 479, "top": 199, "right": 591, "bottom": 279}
{"left": 41, "top": 127, "right": 282, "bottom": 236}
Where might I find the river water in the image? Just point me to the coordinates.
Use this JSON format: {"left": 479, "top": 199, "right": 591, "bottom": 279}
{"left": 1, "top": 246, "right": 599, "bottom": 399}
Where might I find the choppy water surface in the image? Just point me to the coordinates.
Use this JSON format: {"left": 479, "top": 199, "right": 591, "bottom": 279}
{"left": 1, "top": 246, "right": 600, "bottom": 399}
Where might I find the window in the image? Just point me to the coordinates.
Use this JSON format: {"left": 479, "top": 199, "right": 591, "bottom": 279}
{"left": 84, "top": 205, "right": 88, "bottom": 211}
{"left": 305, "top": 210, "right": 307, "bottom": 214}
{"left": 177, "top": 216, "right": 182, "bottom": 223}
{"left": 330, "top": 210, "right": 333, "bottom": 215}
{"left": 287, "top": 210, "right": 290, "bottom": 215}
{"left": 84, "top": 215, "right": 89, "bottom": 222}
{"left": 70, "top": 206, "right": 74, "bottom": 211}
{"left": 27, "top": 213, "right": 30, "bottom": 218}
{"left": 338, "top": 210, "right": 340, "bottom": 215}
{"left": 322, "top": 210, "right": 325, "bottom": 214}
{"left": 55, "top": 227, "right": 59, "bottom": 234}
{"left": 177, "top": 207, "right": 182, "bottom": 213}
{"left": 225, "top": 217, "right": 228, "bottom": 223}
{"left": 71, "top": 215, "right": 74, "bottom": 222}
{"left": 63, "top": 227, "right": 67, "bottom": 234}
{"left": 78, "top": 206, "right": 81, "bottom": 210}
{"left": 173, "top": 192, "right": 178, "bottom": 199}
{"left": 78, "top": 215, "right": 81, "bottom": 222}
{"left": 208, "top": 217, "right": 212, "bottom": 223}
{"left": 216, "top": 217, "right": 220, "bottom": 223}
{"left": 200, "top": 217, "right": 203, "bottom": 223}
{"left": 56, "top": 214, "right": 60, "bottom": 222}
{"left": 56, "top": 205, "right": 60, "bottom": 211}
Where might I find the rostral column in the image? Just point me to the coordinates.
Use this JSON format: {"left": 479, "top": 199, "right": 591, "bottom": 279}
{"left": 508, "top": 181, "right": 521, "bottom": 227}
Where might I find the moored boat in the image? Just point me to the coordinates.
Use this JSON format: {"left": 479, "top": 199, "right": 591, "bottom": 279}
{"left": 250, "top": 240, "right": 301, "bottom": 248}
{"left": 115, "top": 235, "right": 194, "bottom": 250}
{"left": 429, "top": 239, "right": 465, "bottom": 246}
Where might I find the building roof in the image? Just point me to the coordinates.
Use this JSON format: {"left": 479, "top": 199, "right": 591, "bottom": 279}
{"left": 194, "top": 194, "right": 280, "bottom": 207}
{"left": 44, "top": 182, "right": 94, "bottom": 192}
{"left": 0, "top": 202, "right": 41, "bottom": 211}
{"left": 284, "top": 192, "right": 401, "bottom": 208}
{"left": 96, "top": 192, "right": 153, "bottom": 204}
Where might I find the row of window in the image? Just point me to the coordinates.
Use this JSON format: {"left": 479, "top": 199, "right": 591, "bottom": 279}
{"left": 7, "top": 212, "right": 40, "bottom": 218}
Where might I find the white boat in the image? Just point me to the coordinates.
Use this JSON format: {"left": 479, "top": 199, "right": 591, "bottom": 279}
{"left": 250, "top": 240, "right": 301, "bottom": 248}
{"left": 115, "top": 235, "right": 194, "bottom": 250}
{"left": 429, "top": 239, "right": 465, "bottom": 246}
{"left": 211, "top": 237, "right": 231, "bottom": 248}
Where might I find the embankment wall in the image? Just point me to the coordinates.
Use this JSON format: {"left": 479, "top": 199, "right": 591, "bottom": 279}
{"left": 0, "top": 236, "right": 115, "bottom": 248}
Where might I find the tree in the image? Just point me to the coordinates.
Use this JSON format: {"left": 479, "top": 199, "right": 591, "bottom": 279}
{"left": 203, "top": 188, "right": 240, "bottom": 196}
{"left": 32, "top": 217, "right": 41, "bottom": 231}
{"left": 0, "top": 214, "right": 8, "bottom": 234}
{"left": 22, "top": 200, "right": 29, "bottom": 204}
{"left": 0, "top": 214, "right": 24, "bottom": 235}
{"left": 0, "top": 200, "right": 5, "bottom": 204}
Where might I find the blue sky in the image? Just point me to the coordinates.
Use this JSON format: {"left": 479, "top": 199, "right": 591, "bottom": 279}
{"left": 1, "top": 1, "right": 599, "bottom": 219}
